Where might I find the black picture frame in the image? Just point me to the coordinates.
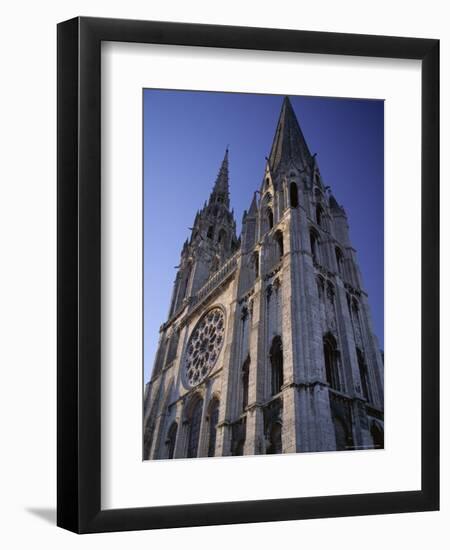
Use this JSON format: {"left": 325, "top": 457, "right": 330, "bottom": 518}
{"left": 57, "top": 16, "right": 439, "bottom": 533}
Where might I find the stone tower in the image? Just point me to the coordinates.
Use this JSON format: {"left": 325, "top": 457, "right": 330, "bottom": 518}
{"left": 143, "top": 97, "right": 384, "bottom": 460}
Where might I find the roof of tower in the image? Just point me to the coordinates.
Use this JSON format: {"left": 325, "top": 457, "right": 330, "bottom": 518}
{"left": 268, "top": 96, "right": 312, "bottom": 175}
{"left": 209, "top": 147, "right": 230, "bottom": 208}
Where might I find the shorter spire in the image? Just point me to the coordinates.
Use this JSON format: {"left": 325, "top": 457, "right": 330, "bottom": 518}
{"left": 268, "top": 97, "right": 312, "bottom": 175}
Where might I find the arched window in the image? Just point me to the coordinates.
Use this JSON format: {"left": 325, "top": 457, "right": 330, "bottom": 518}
{"left": 242, "top": 356, "right": 250, "bottom": 412}
{"left": 356, "top": 348, "right": 370, "bottom": 402}
{"left": 290, "top": 181, "right": 299, "bottom": 208}
{"left": 316, "top": 204, "right": 324, "bottom": 227}
{"left": 166, "top": 422, "right": 178, "bottom": 459}
{"left": 310, "top": 229, "right": 320, "bottom": 264}
{"left": 323, "top": 334, "right": 342, "bottom": 392}
{"left": 371, "top": 422, "right": 384, "bottom": 449}
{"left": 187, "top": 399, "right": 203, "bottom": 458}
{"left": 335, "top": 247, "right": 344, "bottom": 276}
{"left": 274, "top": 230, "right": 284, "bottom": 260}
{"left": 266, "top": 207, "right": 274, "bottom": 230}
{"left": 270, "top": 336, "right": 283, "bottom": 395}
{"left": 253, "top": 251, "right": 259, "bottom": 279}
{"left": 207, "top": 398, "right": 220, "bottom": 457}
{"left": 207, "top": 226, "right": 214, "bottom": 239}
{"left": 265, "top": 177, "right": 270, "bottom": 189}
{"left": 266, "top": 423, "right": 282, "bottom": 454}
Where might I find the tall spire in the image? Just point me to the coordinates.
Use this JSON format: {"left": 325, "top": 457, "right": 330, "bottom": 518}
{"left": 209, "top": 148, "right": 230, "bottom": 208}
{"left": 268, "top": 97, "right": 312, "bottom": 175}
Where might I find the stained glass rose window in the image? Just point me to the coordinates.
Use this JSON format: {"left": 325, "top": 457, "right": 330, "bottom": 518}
{"left": 184, "top": 308, "right": 225, "bottom": 387}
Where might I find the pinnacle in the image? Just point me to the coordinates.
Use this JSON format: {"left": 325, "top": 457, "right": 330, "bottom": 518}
{"left": 248, "top": 192, "right": 258, "bottom": 216}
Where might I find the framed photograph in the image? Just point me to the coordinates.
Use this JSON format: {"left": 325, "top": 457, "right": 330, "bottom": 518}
{"left": 57, "top": 17, "right": 439, "bottom": 533}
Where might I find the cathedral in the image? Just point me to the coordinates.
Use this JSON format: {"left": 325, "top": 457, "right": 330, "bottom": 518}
{"left": 143, "top": 96, "right": 384, "bottom": 460}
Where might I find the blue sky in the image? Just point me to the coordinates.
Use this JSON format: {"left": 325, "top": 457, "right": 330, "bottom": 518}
{"left": 143, "top": 90, "right": 384, "bottom": 383}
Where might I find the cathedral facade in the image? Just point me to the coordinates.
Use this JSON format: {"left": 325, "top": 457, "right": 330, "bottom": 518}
{"left": 143, "top": 96, "right": 384, "bottom": 460}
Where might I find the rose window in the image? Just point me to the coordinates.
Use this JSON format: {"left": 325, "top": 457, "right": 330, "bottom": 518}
{"left": 184, "top": 308, "right": 225, "bottom": 387}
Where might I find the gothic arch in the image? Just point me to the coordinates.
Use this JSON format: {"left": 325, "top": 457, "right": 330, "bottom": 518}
{"left": 266, "top": 206, "right": 274, "bottom": 230}
{"left": 335, "top": 246, "right": 344, "bottom": 276}
{"left": 270, "top": 335, "right": 283, "bottom": 396}
{"left": 356, "top": 347, "right": 370, "bottom": 402}
{"left": 323, "top": 332, "right": 343, "bottom": 392}
{"left": 253, "top": 250, "right": 259, "bottom": 279}
{"left": 316, "top": 203, "right": 325, "bottom": 227}
{"left": 207, "top": 396, "right": 220, "bottom": 457}
{"left": 289, "top": 181, "right": 299, "bottom": 208}
{"left": 309, "top": 228, "right": 320, "bottom": 264}
{"left": 185, "top": 394, "right": 204, "bottom": 458}
{"left": 274, "top": 229, "right": 284, "bottom": 260}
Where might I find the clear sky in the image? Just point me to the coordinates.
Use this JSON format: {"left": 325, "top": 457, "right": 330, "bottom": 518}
{"left": 143, "top": 90, "right": 384, "bottom": 384}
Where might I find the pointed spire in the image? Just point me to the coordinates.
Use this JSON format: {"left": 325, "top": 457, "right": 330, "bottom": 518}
{"left": 209, "top": 148, "right": 230, "bottom": 208}
{"left": 268, "top": 97, "right": 312, "bottom": 175}
{"left": 248, "top": 192, "right": 258, "bottom": 216}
